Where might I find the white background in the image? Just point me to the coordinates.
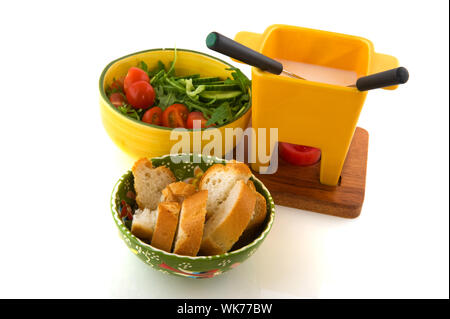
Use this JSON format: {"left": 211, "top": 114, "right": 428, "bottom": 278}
{"left": 0, "top": 0, "right": 448, "bottom": 298}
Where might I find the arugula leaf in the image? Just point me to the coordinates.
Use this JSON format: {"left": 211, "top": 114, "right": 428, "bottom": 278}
{"left": 234, "top": 105, "right": 246, "bottom": 119}
{"left": 153, "top": 85, "right": 174, "bottom": 111}
{"left": 227, "top": 67, "right": 251, "bottom": 92}
{"left": 205, "top": 98, "right": 217, "bottom": 106}
{"left": 224, "top": 78, "right": 236, "bottom": 85}
{"left": 184, "top": 100, "right": 213, "bottom": 117}
{"left": 105, "top": 86, "right": 113, "bottom": 96}
{"left": 138, "top": 61, "right": 148, "bottom": 72}
{"left": 150, "top": 69, "right": 165, "bottom": 85}
{"left": 153, "top": 85, "right": 164, "bottom": 99}
{"left": 157, "top": 60, "right": 166, "bottom": 70}
{"left": 117, "top": 103, "right": 143, "bottom": 121}
{"left": 148, "top": 61, "right": 166, "bottom": 77}
{"left": 164, "top": 77, "right": 185, "bottom": 93}
{"left": 206, "top": 102, "right": 233, "bottom": 126}
{"left": 105, "top": 77, "right": 124, "bottom": 95}
{"left": 158, "top": 91, "right": 177, "bottom": 110}
{"left": 166, "top": 48, "right": 177, "bottom": 76}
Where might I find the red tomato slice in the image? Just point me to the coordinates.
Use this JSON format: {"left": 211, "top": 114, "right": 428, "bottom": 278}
{"left": 279, "top": 142, "right": 321, "bottom": 166}
{"left": 186, "top": 111, "right": 208, "bottom": 129}
{"left": 126, "top": 81, "right": 155, "bottom": 109}
{"left": 120, "top": 200, "right": 131, "bottom": 219}
{"left": 174, "top": 104, "right": 188, "bottom": 124}
{"left": 142, "top": 107, "right": 163, "bottom": 125}
{"left": 109, "top": 92, "right": 125, "bottom": 107}
{"left": 162, "top": 104, "right": 186, "bottom": 128}
{"left": 124, "top": 67, "right": 149, "bottom": 93}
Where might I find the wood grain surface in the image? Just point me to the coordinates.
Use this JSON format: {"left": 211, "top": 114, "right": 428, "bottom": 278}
{"left": 250, "top": 127, "right": 369, "bottom": 218}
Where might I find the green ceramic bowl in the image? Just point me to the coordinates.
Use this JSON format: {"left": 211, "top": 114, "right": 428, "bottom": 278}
{"left": 111, "top": 153, "right": 275, "bottom": 279}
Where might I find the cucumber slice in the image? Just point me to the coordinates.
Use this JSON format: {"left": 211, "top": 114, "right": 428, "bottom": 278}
{"left": 205, "top": 81, "right": 226, "bottom": 85}
{"left": 203, "top": 84, "right": 240, "bottom": 91}
{"left": 174, "top": 74, "right": 200, "bottom": 80}
{"left": 200, "top": 90, "right": 242, "bottom": 100}
{"left": 192, "top": 77, "right": 221, "bottom": 84}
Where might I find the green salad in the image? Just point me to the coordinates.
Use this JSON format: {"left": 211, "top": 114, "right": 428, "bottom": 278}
{"left": 106, "top": 50, "right": 251, "bottom": 128}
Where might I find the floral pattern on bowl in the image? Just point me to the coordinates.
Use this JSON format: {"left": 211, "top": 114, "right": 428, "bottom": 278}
{"left": 111, "top": 153, "right": 275, "bottom": 279}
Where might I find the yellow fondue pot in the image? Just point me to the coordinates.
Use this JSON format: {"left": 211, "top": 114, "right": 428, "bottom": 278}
{"left": 210, "top": 24, "right": 403, "bottom": 186}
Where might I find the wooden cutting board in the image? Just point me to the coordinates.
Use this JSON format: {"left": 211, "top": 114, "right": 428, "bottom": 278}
{"left": 244, "top": 127, "right": 369, "bottom": 218}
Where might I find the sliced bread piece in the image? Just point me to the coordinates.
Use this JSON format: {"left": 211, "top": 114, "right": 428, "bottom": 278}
{"left": 160, "top": 182, "right": 197, "bottom": 204}
{"left": 131, "top": 208, "right": 157, "bottom": 242}
{"left": 132, "top": 158, "right": 175, "bottom": 210}
{"left": 199, "top": 180, "right": 256, "bottom": 255}
{"left": 244, "top": 180, "right": 267, "bottom": 234}
{"left": 233, "top": 181, "right": 268, "bottom": 248}
{"left": 151, "top": 202, "right": 181, "bottom": 252}
{"left": 199, "top": 162, "right": 252, "bottom": 219}
{"left": 245, "top": 191, "right": 267, "bottom": 233}
{"left": 247, "top": 180, "right": 256, "bottom": 192}
{"left": 235, "top": 191, "right": 267, "bottom": 248}
{"left": 172, "top": 190, "right": 208, "bottom": 256}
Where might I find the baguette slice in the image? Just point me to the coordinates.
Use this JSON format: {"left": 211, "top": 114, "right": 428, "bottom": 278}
{"left": 244, "top": 180, "right": 267, "bottom": 234}
{"left": 160, "top": 182, "right": 197, "bottom": 204}
{"left": 131, "top": 208, "right": 157, "bottom": 242}
{"left": 151, "top": 202, "right": 180, "bottom": 252}
{"left": 199, "top": 180, "right": 256, "bottom": 255}
{"left": 132, "top": 158, "right": 175, "bottom": 210}
{"left": 172, "top": 190, "right": 208, "bottom": 256}
{"left": 199, "top": 162, "right": 252, "bottom": 219}
{"left": 233, "top": 181, "right": 268, "bottom": 248}
{"left": 247, "top": 180, "right": 256, "bottom": 192}
{"left": 235, "top": 191, "right": 267, "bottom": 248}
{"left": 245, "top": 191, "right": 267, "bottom": 233}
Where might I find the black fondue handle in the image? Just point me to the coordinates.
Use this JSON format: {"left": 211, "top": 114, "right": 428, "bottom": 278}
{"left": 206, "top": 32, "right": 283, "bottom": 75}
{"left": 356, "top": 67, "right": 409, "bottom": 91}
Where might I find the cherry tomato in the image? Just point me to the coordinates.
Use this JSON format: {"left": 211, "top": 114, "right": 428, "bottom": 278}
{"left": 110, "top": 76, "right": 125, "bottom": 92}
{"left": 162, "top": 104, "right": 186, "bottom": 128}
{"left": 124, "top": 67, "right": 149, "bottom": 93}
{"left": 186, "top": 111, "right": 208, "bottom": 129}
{"left": 109, "top": 92, "right": 125, "bottom": 107}
{"left": 120, "top": 200, "right": 133, "bottom": 220}
{"left": 142, "top": 107, "right": 163, "bottom": 125}
{"left": 126, "top": 81, "right": 155, "bottom": 109}
{"left": 279, "top": 142, "right": 321, "bottom": 166}
{"left": 174, "top": 104, "right": 189, "bottom": 123}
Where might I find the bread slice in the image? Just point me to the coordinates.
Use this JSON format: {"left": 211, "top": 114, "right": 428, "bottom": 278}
{"left": 160, "top": 182, "right": 197, "bottom": 204}
{"left": 132, "top": 158, "right": 176, "bottom": 210}
{"left": 247, "top": 180, "right": 256, "bottom": 192}
{"left": 172, "top": 190, "right": 208, "bottom": 256}
{"left": 199, "top": 180, "right": 256, "bottom": 255}
{"left": 131, "top": 208, "right": 157, "bottom": 242}
{"left": 237, "top": 191, "right": 267, "bottom": 247}
{"left": 232, "top": 180, "right": 268, "bottom": 248}
{"left": 244, "top": 180, "right": 267, "bottom": 234}
{"left": 199, "top": 162, "right": 252, "bottom": 219}
{"left": 246, "top": 191, "right": 267, "bottom": 233}
{"left": 151, "top": 202, "right": 180, "bottom": 252}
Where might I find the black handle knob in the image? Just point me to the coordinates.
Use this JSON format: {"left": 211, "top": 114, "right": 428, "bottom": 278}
{"left": 356, "top": 67, "right": 409, "bottom": 91}
{"left": 206, "top": 32, "right": 283, "bottom": 75}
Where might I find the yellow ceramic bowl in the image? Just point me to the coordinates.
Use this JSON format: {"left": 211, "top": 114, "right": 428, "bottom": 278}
{"left": 99, "top": 49, "right": 252, "bottom": 158}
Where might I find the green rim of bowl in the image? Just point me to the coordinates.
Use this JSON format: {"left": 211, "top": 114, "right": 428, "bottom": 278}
{"left": 110, "top": 153, "right": 275, "bottom": 261}
{"left": 99, "top": 48, "right": 252, "bottom": 131}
